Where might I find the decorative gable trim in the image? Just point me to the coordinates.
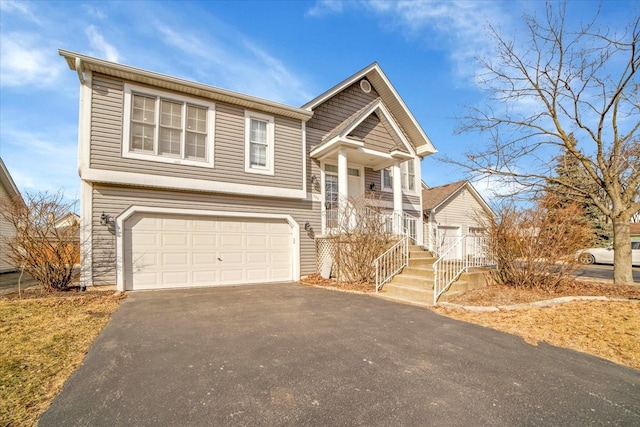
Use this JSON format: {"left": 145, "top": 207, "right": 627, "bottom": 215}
{"left": 302, "top": 63, "right": 437, "bottom": 157}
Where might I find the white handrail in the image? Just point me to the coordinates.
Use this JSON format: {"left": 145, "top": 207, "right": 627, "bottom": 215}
{"left": 374, "top": 235, "right": 409, "bottom": 292}
{"left": 432, "top": 235, "right": 467, "bottom": 305}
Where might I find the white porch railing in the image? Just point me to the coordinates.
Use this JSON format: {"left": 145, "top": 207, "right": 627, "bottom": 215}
{"left": 432, "top": 235, "right": 492, "bottom": 305}
{"left": 374, "top": 235, "right": 409, "bottom": 292}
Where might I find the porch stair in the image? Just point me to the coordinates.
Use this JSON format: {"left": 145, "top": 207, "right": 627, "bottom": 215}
{"left": 378, "top": 245, "right": 485, "bottom": 306}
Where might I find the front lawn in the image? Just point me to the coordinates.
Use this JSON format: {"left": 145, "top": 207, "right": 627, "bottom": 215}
{"left": 0, "top": 289, "right": 124, "bottom": 426}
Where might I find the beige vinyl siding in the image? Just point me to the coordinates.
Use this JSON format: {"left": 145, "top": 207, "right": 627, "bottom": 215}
{"left": 363, "top": 168, "right": 421, "bottom": 208}
{"left": 432, "top": 190, "right": 489, "bottom": 234}
{"left": 350, "top": 114, "right": 400, "bottom": 153}
{"left": 307, "top": 82, "right": 379, "bottom": 137}
{"left": 0, "top": 184, "right": 17, "bottom": 272}
{"left": 90, "top": 184, "right": 318, "bottom": 285}
{"left": 89, "top": 74, "right": 304, "bottom": 190}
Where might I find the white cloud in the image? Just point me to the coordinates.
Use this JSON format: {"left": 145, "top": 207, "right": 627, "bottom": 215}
{"left": 0, "top": 0, "right": 41, "bottom": 24}
{"left": 0, "top": 35, "right": 61, "bottom": 87}
{"left": 152, "top": 21, "right": 312, "bottom": 105}
{"left": 85, "top": 25, "right": 121, "bottom": 62}
{"left": 81, "top": 4, "right": 107, "bottom": 20}
{"left": 306, "top": 0, "right": 345, "bottom": 17}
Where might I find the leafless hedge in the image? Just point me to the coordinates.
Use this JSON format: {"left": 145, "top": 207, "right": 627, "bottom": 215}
{"left": 1, "top": 191, "right": 80, "bottom": 291}
{"left": 484, "top": 196, "right": 592, "bottom": 291}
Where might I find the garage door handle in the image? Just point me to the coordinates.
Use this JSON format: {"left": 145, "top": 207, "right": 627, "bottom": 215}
{"left": 217, "top": 257, "right": 223, "bottom": 262}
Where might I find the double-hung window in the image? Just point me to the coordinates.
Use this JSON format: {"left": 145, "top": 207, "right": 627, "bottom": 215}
{"left": 245, "top": 111, "right": 275, "bottom": 175}
{"left": 381, "top": 159, "right": 416, "bottom": 192}
{"left": 123, "top": 84, "right": 215, "bottom": 167}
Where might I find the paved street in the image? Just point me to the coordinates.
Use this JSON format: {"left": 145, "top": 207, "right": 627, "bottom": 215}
{"left": 40, "top": 283, "right": 640, "bottom": 426}
{"left": 575, "top": 264, "right": 640, "bottom": 283}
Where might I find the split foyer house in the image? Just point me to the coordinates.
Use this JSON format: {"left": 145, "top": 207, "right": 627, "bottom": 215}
{"left": 60, "top": 50, "right": 436, "bottom": 292}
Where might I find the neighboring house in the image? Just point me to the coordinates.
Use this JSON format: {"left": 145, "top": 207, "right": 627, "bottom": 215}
{"left": 422, "top": 180, "right": 494, "bottom": 255}
{"left": 54, "top": 212, "right": 80, "bottom": 228}
{"left": 631, "top": 223, "right": 640, "bottom": 242}
{"left": 60, "top": 50, "right": 436, "bottom": 291}
{"left": 0, "top": 158, "right": 24, "bottom": 273}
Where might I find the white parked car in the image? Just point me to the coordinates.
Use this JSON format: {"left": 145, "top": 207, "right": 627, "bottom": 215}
{"left": 577, "top": 241, "right": 640, "bottom": 266}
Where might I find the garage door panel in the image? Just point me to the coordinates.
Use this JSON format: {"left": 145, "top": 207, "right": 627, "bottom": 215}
{"left": 162, "top": 253, "right": 188, "bottom": 265}
{"left": 162, "top": 233, "right": 188, "bottom": 247}
{"left": 125, "top": 214, "right": 293, "bottom": 290}
{"left": 192, "top": 252, "right": 216, "bottom": 265}
{"left": 219, "top": 234, "right": 243, "bottom": 248}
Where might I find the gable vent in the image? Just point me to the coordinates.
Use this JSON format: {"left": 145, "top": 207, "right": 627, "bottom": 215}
{"left": 360, "top": 79, "right": 372, "bottom": 93}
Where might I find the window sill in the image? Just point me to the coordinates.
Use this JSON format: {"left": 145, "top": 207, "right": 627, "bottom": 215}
{"left": 245, "top": 166, "right": 275, "bottom": 176}
{"left": 123, "top": 151, "right": 214, "bottom": 168}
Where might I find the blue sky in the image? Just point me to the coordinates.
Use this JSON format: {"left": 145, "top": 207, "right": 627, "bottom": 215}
{"left": 0, "top": 0, "right": 636, "bottom": 204}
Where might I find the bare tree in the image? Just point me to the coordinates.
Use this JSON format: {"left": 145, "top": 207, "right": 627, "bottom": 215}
{"left": 330, "top": 196, "right": 396, "bottom": 283}
{"left": 456, "top": 2, "right": 639, "bottom": 285}
{"left": 0, "top": 191, "right": 80, "bottom": 291}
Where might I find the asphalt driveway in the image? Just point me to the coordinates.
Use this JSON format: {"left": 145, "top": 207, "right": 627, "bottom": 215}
{"left": 40, "top": 283, "right": 639, "bottom": 426}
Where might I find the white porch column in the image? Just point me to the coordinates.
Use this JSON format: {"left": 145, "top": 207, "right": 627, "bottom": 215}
{"left": 392, "top": 163, "right": 403, "bottom": 234}
{"left": 337, "top": 147, "right": 349, "bottom": 227}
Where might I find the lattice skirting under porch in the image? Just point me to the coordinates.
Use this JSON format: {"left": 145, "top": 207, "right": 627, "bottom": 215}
{"left": 315, "top": 237, "right": 337, "bottom": 275}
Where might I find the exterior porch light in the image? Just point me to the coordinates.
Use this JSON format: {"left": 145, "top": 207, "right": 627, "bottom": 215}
{"left": 304, "top": 222, "right": 311, "bottom": 231}
{"left": 100, "top": 211, "right": 113, "bottom": 226}
{"left": 310, "top": 174, "right": 318, "bottom": 184}
{"left": 369, "top": 182, "right": 376, "bottom": 191}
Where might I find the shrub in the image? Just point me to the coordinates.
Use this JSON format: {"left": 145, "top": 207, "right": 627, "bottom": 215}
{"left": 485, "top": 195, "right": 592, "bottom": 291}
{"left": 0, "top": 191, "right": 80, "bottom": 291}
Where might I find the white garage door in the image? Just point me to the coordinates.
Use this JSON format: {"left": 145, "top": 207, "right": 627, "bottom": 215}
{"left": 124, "top": 214, "right": 292, "bottom": 290}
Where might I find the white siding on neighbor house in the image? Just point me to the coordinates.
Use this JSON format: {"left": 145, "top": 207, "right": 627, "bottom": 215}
{"left": 430, "top": 189, "right": 489, "bottom": 235}
{"left": 89, "top": 184, "right": 319, "bottom": 285}
{"left": 89, "top": 75, "right": 305, "bottom": 191}
{"left": 0, "top": 183, "right": 17, "bottom": 272}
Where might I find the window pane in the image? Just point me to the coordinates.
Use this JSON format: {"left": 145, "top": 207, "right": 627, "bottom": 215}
{"left": 159, "top": 128, "right": 181, "bottom": 156}
{"left": 187, "top": 106, "right": 207, "bottom": 133}
{"left": 408, "top": 161, "right": 415, "bottom": 191}
{"left": 325, "top": 164, "right": 338, "bottom": 174}
{"left": 347, "top": 168, "right": 360, "bottom": 177}
{"left": 160, "top": 100, "right": 182, "bottom": 128}
{"left": 383, "top": 169, "right": 392, "bottom": 188}
{"left": 250, "top": 142, "right": 267, "bottom": 167}
{"left": 132, "top": 95, "right": 155, "bottom": 124}
{"left": 250, "top": 119, "right": 267, "bottom": 143}
{"left": 131, "top": 123, "right": 155, "bottom": 152}
{"left": 186, "top": 133, "right": 206, "bottom": 160}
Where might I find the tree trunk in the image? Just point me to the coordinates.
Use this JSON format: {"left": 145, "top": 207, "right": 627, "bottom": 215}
{"left": 612, "top": 214, "right": 634, "bottom": 285}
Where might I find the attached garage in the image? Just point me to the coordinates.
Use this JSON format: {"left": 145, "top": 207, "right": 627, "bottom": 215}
{"left": 118, "top": 208, "right": 298, "bottom": 291}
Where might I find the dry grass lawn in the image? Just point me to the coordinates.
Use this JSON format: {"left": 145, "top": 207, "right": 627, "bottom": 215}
{"left": 303, "top": 275, "right": 640, "bottom": 371}
{"left": 0, "top": 288, "right": 124, "bottom": 427}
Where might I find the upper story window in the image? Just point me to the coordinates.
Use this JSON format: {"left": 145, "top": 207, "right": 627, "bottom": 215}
{"left": 123, "top": 84, "right": 215, "bottom": 168}
{"left": 381, "top": 159, "right": 417, "bottom": 193}
{"left": 245, "top": 111, "right": 275, "bottom": 175}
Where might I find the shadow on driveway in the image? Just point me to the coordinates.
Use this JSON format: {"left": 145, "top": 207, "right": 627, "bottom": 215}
{"left": 40, "top": 283, "right": 640, "bottom": 426}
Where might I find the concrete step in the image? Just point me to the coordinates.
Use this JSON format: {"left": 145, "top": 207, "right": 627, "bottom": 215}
{"left": 390, "top": 273, "right": 434, "bottom": 287}
{"left": 401, "top": 266, "right": 435, "bottom": 278}
{"left": 408, "top": 257, "right": 436, "bottom": 267}
{"left": 382, "top": 282, "right": 435, "bottom": 304}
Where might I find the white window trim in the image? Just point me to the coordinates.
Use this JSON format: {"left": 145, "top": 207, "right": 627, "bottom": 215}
{"left": 245, "top": 110, "right": 275, "bottom": 176}
{"left": 122, "top": 83, "right": 215, "bottom": 168}
{"left": 381, "top": 159, "right": 419, "bottom": 195}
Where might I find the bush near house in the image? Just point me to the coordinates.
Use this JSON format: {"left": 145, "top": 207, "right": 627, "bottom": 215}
{"left": 0, "top": 191, "right": 80, "bottom": 291}
{"left": 484, "top": 196, "right": 592, "bottom": 291}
